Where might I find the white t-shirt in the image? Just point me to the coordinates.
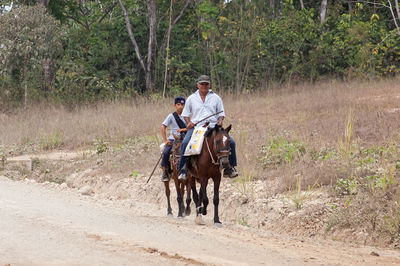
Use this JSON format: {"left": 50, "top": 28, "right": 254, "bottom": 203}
{"left": 162, "top": 113, "right": 187, "bottom": 140}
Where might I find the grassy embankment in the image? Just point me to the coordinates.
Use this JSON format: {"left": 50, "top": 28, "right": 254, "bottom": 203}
{"left": 1, "top": 78, "right": 400, "bottom": 245}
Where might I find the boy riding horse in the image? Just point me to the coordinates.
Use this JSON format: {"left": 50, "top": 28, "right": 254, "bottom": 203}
{"left": 161, "top": 96, "right": 187, "bottom": 182}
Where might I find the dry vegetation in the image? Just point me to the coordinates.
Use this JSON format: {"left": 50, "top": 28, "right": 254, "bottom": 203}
{"left": 1, "top": 78, "right": 400, "bottom": 246}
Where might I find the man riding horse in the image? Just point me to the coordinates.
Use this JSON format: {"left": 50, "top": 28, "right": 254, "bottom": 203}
{"left": 178, "top": 75, "right": 238, "bottom": 180}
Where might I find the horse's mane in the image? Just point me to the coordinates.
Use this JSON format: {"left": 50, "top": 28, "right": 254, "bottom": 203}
{"left": 204, "top": 125, "right": 227, "bottom": 138}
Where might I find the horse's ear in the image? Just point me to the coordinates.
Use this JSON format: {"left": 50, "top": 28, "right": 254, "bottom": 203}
{"left": 215, "top": 124, "right": 221, "bottom": 132}
{"left": 225, "top": 124, "right": 232, "bottom": 133}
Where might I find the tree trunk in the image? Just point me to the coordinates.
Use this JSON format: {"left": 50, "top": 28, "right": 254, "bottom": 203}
{"left": 159, "top": 0, "right": 192, "bottom": 54}
{"left": 38, "top": 0, "right": 50, "bottom": 8}
{"left": 278, "top": 0, "right": 283, "bottom": 18}
{"left": 23, "top": 61, "right": 28, "bottom": 108}
{"left": 395, "top": 0, "right": 400, "bottom": 23}
{"left": 118, "top": 0, "right": 147, "bottom": 83}
{"left": 320, "top": 0, "right": 327, "bottom": 24}
{"left": 270, "top": 0, "right": 275, "bottom": 19}
{"left": 388, "top": 0, "right": 400, "bottom": 35}
{"left": 146, "top": 0, "right": 157, "bottom": 93}
{"left": 348, "top": 1, "right": 352, "bottom": 15}
{"left": 163, "top": 0, "right": 174, "bottom": 98}
{"left": 299, "top": 0, "right": 304, "bottom": 9}
{"left": 43, "top": 58, "right": 55, "bottom": 95}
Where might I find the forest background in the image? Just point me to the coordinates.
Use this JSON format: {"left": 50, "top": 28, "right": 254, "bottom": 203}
{"left": 1, "top": 0, "right": 400, "bottom": 109}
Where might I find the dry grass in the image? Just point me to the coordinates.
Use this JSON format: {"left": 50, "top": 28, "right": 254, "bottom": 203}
{"left": 0, "top": 98, "right": 171, "bottom": 150}
{"left": 1, "top": 78, "right": 400, "bottom": 189}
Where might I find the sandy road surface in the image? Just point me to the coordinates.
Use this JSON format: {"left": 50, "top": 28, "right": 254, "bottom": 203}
{"left": 1, "top": 176, "right": 400, "bottom": 265}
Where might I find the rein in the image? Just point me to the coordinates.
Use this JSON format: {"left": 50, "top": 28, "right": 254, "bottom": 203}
{"left": 205, "top": 131, "right": 230, "bottom": 166}
{"left": 205, "top": 137, "right": 219, "bottom": 165}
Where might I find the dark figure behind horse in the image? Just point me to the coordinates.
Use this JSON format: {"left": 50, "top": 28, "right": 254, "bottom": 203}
{"left": 188, "top": 124, "right": 232, "bottom": 225}
{"left": 163, "top": 135, "right": 192, "bottom": 218}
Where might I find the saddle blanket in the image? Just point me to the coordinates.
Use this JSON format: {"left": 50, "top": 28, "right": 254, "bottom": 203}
{"left": 184, "top": 126, "right": 208, "bottom": 156}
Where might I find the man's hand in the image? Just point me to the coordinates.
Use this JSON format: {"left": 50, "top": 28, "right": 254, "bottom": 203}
{"left": 187, "top": 122, "right": 195, "bottom": 129}
{"left": 164, "top": 140, "right": 172, "bottom": 146}
{"left": 177, "top": 128, "right": 188, "bottom": 133}
{"left": 217, "top": 117, "right": 224, "bottom": 126}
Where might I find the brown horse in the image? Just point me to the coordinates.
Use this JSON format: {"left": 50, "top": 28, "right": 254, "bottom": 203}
{"left": 163, "top": 135, "right": 192, "bottom": 218}
{"left": 188, "top": 124, "right": 232, "bottom": 225}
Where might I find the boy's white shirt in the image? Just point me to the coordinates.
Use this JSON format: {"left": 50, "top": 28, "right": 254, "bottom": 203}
{"left": 162, "top": 113, "right": 186, "bottom": 140}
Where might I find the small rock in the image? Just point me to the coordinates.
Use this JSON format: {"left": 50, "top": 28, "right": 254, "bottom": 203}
{"left": 60, "top": 183, "right": 68, "bottom": 189}
{"left": 79, "top": 185, "right": 93, "bottom": 196}
{"left": 370, "top": 251, "right": 379, "bottom": 257}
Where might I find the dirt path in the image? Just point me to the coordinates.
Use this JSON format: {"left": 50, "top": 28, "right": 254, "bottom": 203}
{"left": 1, "top": 176, "right": 400, "bottom": 265}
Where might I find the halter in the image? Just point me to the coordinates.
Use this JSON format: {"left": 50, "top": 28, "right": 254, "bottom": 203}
{"left": 205, "top": 131, "right": 230, "bottom": 166}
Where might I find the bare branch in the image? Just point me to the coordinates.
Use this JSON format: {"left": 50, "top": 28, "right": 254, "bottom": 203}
{"left": 118, "top": 0, "right": 147, "bottom": 72}
{"left": 97, "top": 2, "right": 117, "bottom": 24}
{"left": 388, "top": 0, "right": 400, "bottom": 34}
{"left": 160, "top": 0, "right": 192, "bottom": 53}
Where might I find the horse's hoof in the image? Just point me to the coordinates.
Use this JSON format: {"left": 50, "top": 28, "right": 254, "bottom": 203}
{"left": 214, "top": 222, "right": 222, "bottom": 228}
{"left": 167, "top": 213, "right": 173, "bottom": 218}
{"left": 195, "top": 214, "right": 204, "bottom": 225}
{"left": 185, "top": 209, "right": 191, "bottom": 216}
{"left": 177, "top": 216, "right": 184, "bottom": 220}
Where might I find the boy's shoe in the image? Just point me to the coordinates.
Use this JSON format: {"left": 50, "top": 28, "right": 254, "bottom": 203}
{"left": 223, "top": 167, "right": 238, "bottom": 178}
{"left": 178, "top": 170, "right": 187, "bottom": 181}
{"left": 162, "top": 171, "right": 169, "bottom": 182}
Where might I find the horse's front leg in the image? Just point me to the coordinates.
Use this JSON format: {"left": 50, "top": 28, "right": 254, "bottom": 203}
{"left": 200, "top": 179, "right": 209, "bottom": 216}
{"left": 185, "top": 177, "right": 192, "bottom": 216}
{"left": 164, "top": 180, "right": 172, "bottom": 216}
{"left": 174, "top": 177, "right": 184, "bottom": 218}
{"left": 213, "top": 177, "right": 221, "bottom": 224}
{"left": 190, "top": 176, "right": 200, "bottom": 212}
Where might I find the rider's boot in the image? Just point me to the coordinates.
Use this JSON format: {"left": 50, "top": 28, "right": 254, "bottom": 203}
{"left": 161, "top": 167, "right": 169, "bottom": 182}
{"left": 223, "top": 167, "right": 238, "bottom": 178}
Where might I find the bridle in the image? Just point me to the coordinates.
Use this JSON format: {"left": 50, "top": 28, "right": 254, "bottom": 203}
{"left": 205, "top": 130, "right": 230, "bottom": 166}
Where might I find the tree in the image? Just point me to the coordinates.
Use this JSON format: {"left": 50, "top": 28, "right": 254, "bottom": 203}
{"left": 320, "top": 0, "right": 327, "bottom": 24}
{"left": 0, "top": 5, "right": 63, "bottom": 107}
{"left": 118, "top": 0, "right": 192, "bottom": 93}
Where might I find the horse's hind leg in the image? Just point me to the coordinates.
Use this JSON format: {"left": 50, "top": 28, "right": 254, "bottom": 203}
{"left": 185, "top": 179, "right": 192, "bottom": 216}
{"left": 164, "top": 181, "right": 172, "bottom": 216}
{"left": 175, "top": 179, "right": 184, "bottom": 218}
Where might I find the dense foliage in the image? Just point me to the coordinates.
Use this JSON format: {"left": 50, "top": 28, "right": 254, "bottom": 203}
{"left": 1, "top": 0, "right": 400, "bottom": 108}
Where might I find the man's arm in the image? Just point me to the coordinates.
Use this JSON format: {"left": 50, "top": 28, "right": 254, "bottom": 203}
{"left": 217, "top": 116, "right": 224, "bottom": 126}
{"left": 184, "top": 117, "right": 195, "bottom": 129}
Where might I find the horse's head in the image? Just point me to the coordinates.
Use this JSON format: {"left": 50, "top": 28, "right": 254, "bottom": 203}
{"left": 211, "top": 124, "right": 232, "bottom": 169}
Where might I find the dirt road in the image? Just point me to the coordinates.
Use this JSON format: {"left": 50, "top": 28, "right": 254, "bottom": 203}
{"left": 1, "top": 176, "right": 400, "bottom": 265}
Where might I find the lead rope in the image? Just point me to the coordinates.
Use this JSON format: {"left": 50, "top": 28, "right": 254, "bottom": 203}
{"left": 205, "top": 138, "right": 219, "bottom": 165}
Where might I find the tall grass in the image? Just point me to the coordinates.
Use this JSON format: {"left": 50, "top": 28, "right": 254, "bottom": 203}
{"left": 0, "top": 98, "right": 171, "bottom": 150}
{"left": 1, "top": 78, "right": 400, "bottom": 185}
